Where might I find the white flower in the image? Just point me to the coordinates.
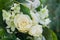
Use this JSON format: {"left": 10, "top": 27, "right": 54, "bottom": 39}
{"left": 39, "top": 6, "right": 49, "bottom": 19}
{"left": 38, "top": 6, "right": 50, "bottom": 26}
{"left": 11, "top": 3, "right": 20, "bottom": 13}
{"left": 30, "top": 11, "right": 40, "bottom": 25}
{"left": 14, "top": 14, "right": 32, "bottom": 33}
{"left": 2, "top": 10, "right": 16, "bottom": 32}
{"left": 5, "top": 12, "right": 16, "bottom": 32}
{"left": 2, "top": 10, "right": 11, "bottom": 20}
{"left": 25, "top": 0, "right": 40, "bottom": 9}
{"left": 29, "top": 25, "right": 43, "bottom": 37}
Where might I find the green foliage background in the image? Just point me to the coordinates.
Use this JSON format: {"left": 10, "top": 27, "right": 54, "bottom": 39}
{"left": 42, "top": 0, "right": 60, "bottom": 40}
{"left": 0, "top": 0, "right": 59, "bottom": 40}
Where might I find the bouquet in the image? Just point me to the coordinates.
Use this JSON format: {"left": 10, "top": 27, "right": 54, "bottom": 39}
{"left": 0, "top": 0, "right": 57, "bottom": 40}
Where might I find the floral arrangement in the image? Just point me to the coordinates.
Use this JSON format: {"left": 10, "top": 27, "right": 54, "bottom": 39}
{"left": 1, "top": 0, "right": 57, "bottom": 40}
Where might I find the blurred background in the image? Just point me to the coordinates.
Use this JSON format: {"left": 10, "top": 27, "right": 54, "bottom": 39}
{"left": 43, "top": 0, "right": 60, "bottom": 40}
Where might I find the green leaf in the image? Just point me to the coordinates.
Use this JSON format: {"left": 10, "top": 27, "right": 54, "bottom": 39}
{"left": 0, "top": 0, "right": 14, "bottom": 10}
{"left": 0, "top": 28, "right": 6, "bottom": 37}
{"left": 35, "top": 0, "right": 41, "bottom": 11}
{"left": 20, "top": 4, "right": 32, "bottom": 19}
{"left": 0, "top": 29, "right": 16, "bottom": 40}
{"left": 0, "top": 11, "right": 5, "bottom": 27}
{"left": 43, "top": 27, "right": 58, "bottom": 40}
{"left": 40, "top": 0, "right": 47, "bottom": 4}
{"left": 36, "top": 5, "right": 42, "bottom": 11}
{"left": 16, "top": 0, "right": 27, "bottom": 3}
{"left": 0, "top": 34, "right": 16, "bottom": 40}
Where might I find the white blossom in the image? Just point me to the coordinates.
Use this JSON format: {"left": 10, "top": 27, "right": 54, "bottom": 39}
{"left": 38, "top": 6, "right": 51, "bottom": 26}
{"left": 2, "top": 2, "right": 50, "bottom": 39}
{"left": 3, "top": 10, "right": 16, "bottom": 32}
{"left": 39, "top": 6, "right": 49, "bottom": 19}
{"left": 25, "top": 0, "right": 40, "bottom": 9}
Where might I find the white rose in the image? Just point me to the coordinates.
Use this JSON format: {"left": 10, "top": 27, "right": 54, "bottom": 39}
{"left": 29, "top": 25, "right": 43, "bottom": 37}
{"left": 14, "top": 14, "right": 32, "bottom": 33}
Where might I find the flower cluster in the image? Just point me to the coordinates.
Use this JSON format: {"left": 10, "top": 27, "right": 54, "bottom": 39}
{"left": 2, "top": 0, "right": 51, "bottom": 38}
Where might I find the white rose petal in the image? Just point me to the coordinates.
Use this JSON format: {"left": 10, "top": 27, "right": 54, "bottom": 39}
{"left": 29, "top": 25, "right": 43, "bottom": 37}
